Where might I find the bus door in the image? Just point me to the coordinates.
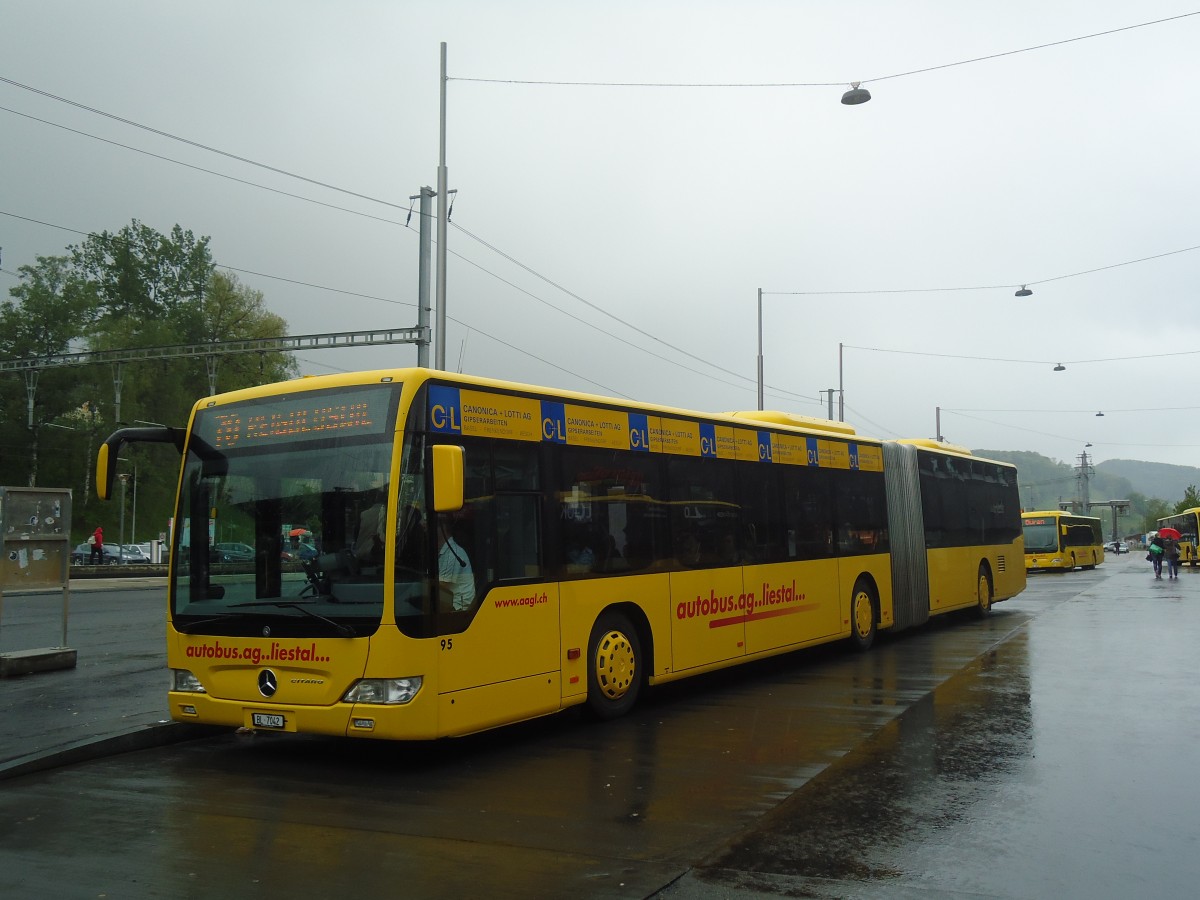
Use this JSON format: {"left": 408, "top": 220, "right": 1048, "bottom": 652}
{"left": 428, "top": 442, "right": 563, "bottom": 735}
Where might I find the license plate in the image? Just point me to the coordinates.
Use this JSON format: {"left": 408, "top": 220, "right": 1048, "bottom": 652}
{"left": 252, "top": 713, "right": 285, "bottom": 729}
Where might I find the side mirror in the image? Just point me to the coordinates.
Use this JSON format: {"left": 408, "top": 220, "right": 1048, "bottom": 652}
{"left": 96, "top": 425, "right": 185, "bottom": 500}
{"left": 432, "top": 445, "right": 465, "bottom": 512}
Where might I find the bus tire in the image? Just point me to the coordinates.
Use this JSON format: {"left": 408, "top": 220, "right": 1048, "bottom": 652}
{"left": 974, "top": 564, "right": 993, "bottom": 618}
{"left": 848, "top": 578, "right": 877, "bottom": 652}
{"left": 586, "top": 611, "right": 642, "bottom": 720}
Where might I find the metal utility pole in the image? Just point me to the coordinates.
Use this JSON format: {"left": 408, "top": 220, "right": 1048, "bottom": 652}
{"left": 756, "top": 288, "right": 764, "bottom": 410}
{"left": 1076, "top": 448, "right": 1095, "bottom": 512}
{"left": 838, "top": 342, "right": 845, "bottom": 422}
{"left": 413, "top": 186, "right": 434, "bottom": 367}
{"left": 819, "top": 389, "right": 836, "bottom": 420}
{"left": 1088, "top": 499, "right": 1131, "bottom": 543}
{"left": 435, "top": 41, "right": 449, "bottom": 371}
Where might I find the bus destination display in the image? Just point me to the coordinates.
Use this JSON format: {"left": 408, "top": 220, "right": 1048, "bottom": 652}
{"left": 201, "top": 386, "right": 397, "bottom": 450}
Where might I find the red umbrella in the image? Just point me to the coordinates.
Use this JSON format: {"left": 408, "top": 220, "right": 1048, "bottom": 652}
{"left": 1158, "top": 527, "right": 1182, "bottom": 540}
{"left": 288, "top": 527, "right": 308, "bottom": 537}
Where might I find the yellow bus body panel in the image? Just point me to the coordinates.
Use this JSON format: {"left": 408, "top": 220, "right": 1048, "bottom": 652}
{"left": 742, "top": 559, "right": 840, "bottom": 653}
{"left": 927, "top": 543, "right": 1023, "bottom": 611}
{"left": 558, "top": 573, "right": 673, "bottom": 697}
{"left": 669, "top": 568, "right": 747, "bottom": 670}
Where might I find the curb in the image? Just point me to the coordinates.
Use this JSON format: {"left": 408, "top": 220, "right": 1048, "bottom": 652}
{"left": 0, "top": 722, "right": 225, "bottom": 781}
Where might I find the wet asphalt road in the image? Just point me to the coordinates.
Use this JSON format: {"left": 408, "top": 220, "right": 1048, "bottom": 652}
{"left": 1, "top": 555, "right": 1197, "bottom": 899}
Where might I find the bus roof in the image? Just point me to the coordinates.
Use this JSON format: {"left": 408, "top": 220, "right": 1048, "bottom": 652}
{"left": 194, "top": 368, "right": 886, "bottom": 444}
{"left": 192, "top": 368, "right": 1012, "bottom": 465}
{"left": 724, "top": 410, "right": 857, "bottom": 436}
{"left": 1023, "top": 510, "right": 1102, "bottom": 522}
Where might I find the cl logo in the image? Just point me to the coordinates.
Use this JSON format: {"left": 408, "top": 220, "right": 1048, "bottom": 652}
{"left": 258, "top": 669, "right": 278, "bottom": 698}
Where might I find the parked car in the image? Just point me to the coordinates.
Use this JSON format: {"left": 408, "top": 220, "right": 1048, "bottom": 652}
{"left": 1105, "top": 541, "right": 1128, "bottom": 554}
{"left": 121, "top": 544, "right": 148, "bottom": 562}
{"left": 70, "top": 542, "right": 128, "bottom": 565}
{"left": 214, "top": 542, "right": 255, "bottom": 561}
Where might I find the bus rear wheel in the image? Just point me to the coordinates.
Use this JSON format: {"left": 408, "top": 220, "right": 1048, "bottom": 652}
{"left": 586, "top": 611, "right": 642, "bottom": 720}
{"left": 975, "top": 565, "right": 993, "bottom": 618}
{"left": 848, "top": 579, "right": 877, "bottom": 652}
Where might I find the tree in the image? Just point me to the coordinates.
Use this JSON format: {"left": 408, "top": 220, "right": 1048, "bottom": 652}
{"left": 199, "top": 270, "right": 298, "bottom": 388}
{"left": 0, "top": 255, "right": 100, "bottom": 488}
{"left": 1141, "top": 498, "right": 1171, "bottom": 533}
{"left": 1173, "top": 484, "right": 1200, "bottom": 514}
{"left": 2, "top": 222, "right": 298, "bottom": 537}
{"left": 70, "top": 219, "right": 213, "bottom": 343}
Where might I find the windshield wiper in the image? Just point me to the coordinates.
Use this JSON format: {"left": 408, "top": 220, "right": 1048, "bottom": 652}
{"left": 175, "top": 613, "right": 246, "bottom": 633}
{"left": 230, "top": 601, "right": 355, "bottom": 637}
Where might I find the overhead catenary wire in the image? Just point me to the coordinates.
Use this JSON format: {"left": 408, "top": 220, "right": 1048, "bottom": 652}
{"left": 3, "top": 13, "right": 1197, "bottom": 414}
{"left": 0, "top": 209, "right": 817, "bottom": 406}
{"left": 843, "top": 343, "right": 1200, "bottom": 367}
{"left": 1, "top": 95, "right": 817, "bottom": 395}
{"left": 944, "top": 409, "right": 1200, "bottom": 450}
{"left": 0, "top": 75, "right": 409, "bottom": 211}
{"left": 4, "top": 52, "right": 1198, "bottom": 398}
{"left": 449, "top": 11, "right": 1200, "bottom": 87}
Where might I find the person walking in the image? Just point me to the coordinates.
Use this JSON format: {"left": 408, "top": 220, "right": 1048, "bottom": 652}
{"left": 88, "top": 526, "right": 104, "bottom": 564}
{"left": 1165, "top": 536, "right": 1183, "bottom": 579}
{"left": 1148, "top": 534, "right": 1165, "bottom": 579}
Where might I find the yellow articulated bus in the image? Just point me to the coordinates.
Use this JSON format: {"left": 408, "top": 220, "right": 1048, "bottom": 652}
{"left": 96, "top": 369, "right": 1025, "bottom": 741}
{"left": 1021, "top": 511, "right": 1105, "bottom": 571}
{"left": 1157, "top": 509, "right": 1200, "bottom": 566}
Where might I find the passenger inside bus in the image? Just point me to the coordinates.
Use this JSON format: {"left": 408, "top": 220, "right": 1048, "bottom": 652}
{"left": 437, "top": 518, "right": 475, "bottom": 611}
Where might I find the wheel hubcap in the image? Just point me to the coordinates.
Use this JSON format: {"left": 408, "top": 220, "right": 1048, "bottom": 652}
{"left": 853, "top": 591, "right": 872, "bottom": 638}
{"left": 595, "top": 630, "right": 635, "bottom": 700}
{"left": 978, "top": 575, "right": 991, "bottom": 610}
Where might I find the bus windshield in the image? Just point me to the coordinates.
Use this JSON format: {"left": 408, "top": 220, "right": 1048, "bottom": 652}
{"left": 1022, "top": 521, "right": 1060, "bottom": 553}
{"left": 170, "top": 383, "right": 412, "bottom": 637}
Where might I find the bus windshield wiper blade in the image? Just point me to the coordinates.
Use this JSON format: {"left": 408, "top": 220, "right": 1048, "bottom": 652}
{"left": 230, "top": 601, "right": 355, "bottom": 637}
{"left": 175, "top": 613, "right": 245, "bottom": 632}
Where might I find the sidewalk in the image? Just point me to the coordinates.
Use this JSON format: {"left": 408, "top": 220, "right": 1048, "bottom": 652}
{"left": 0, "top": 578, "right": 215, "bottom": 779}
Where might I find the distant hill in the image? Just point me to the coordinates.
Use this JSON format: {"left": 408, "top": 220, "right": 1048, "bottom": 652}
{"left": 975, "top": 449, "right": 1137, "bottom": 509}
{"left": 975, "top": 450, "right": 1198, "bottom": 506}
{"left": 1095, "top": 459, "right": 1200, "bottom": 503}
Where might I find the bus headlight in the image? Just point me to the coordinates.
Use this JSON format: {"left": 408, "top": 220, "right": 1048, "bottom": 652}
{"left": 171, "top": 669, "right": 207, "bottom": 693}
{"left": 343, "top": 677, "right": 423, "bottom": 705}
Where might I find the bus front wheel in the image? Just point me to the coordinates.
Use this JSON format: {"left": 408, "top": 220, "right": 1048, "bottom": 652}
{"left": 848, "top": 579, "right": 877, "bottom": 652}
{"left": 975, "top": 565, "right": 993, "bottom": 618}
{"left": 586, "top": 611, "right": 642, "bottom": 720}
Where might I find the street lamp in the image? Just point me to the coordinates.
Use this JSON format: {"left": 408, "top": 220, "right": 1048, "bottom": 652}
{"left": 117, "top": 456, "right": 137, "bottom": 550}
{"left": 841, "top": 82, "right": 872, "bottom": 105}
{"left": 117, "top": 473, "right": 130, "bottom": 562}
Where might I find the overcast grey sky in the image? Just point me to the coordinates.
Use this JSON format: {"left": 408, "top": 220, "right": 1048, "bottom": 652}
{"left": 3, "top": 1, "right": 1199, "bottom": 469}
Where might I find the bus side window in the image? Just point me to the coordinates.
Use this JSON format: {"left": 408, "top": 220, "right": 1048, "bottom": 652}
{"left": 496, "top": 494, "right": 541, "bottom": 579}
{"left": 452, "top": 437, "right": 543, "bottom": 589}
{"left": 558, "top": 446, "right": 666, "bottom": 575}
{"left": 738, "top": 468, "right": 786, "bottom": 564}
{"left": 783, "top": 466, "right": 834, "bottom": 560}
{"left": 668, "top": 458, "right": 740, "bottom": 568}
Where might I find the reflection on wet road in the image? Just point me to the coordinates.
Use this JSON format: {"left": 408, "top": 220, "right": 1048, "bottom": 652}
{"left": 3, "top": 558, "right": 1194, "bottom": 899}
{"left": 673, "top": 556, "right": 1200, "bottom": 899}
